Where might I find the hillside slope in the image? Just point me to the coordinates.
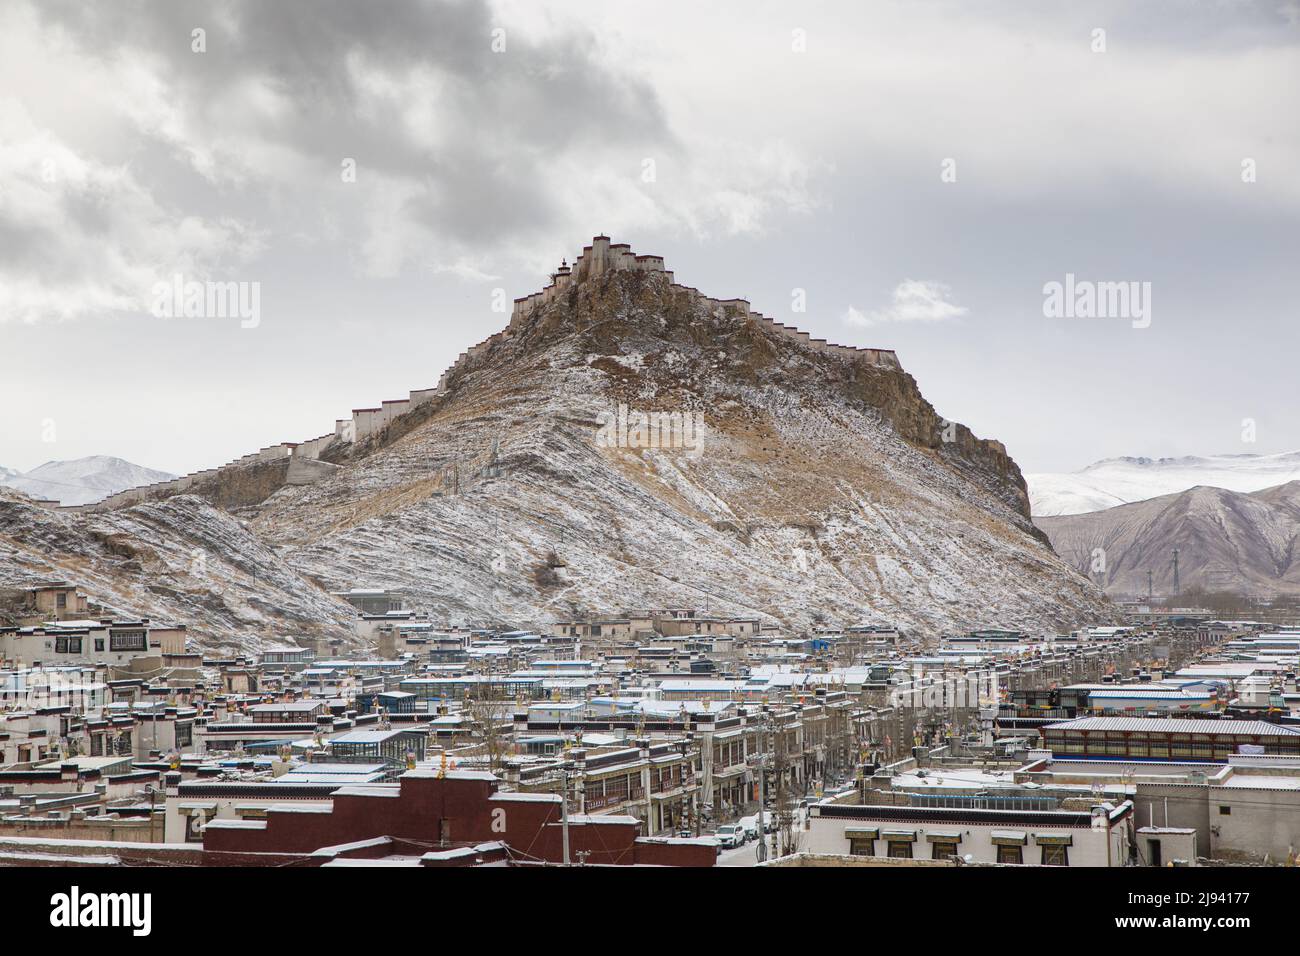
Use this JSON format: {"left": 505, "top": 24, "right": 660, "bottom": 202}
{"left": 245, "top": 255, "right": 1108, "bottom": 635}
{"left": 5, "top": 241, "right": 1112, "bottom": 644}
{"left": 1036, "top": 481, "right": 1300, "bottom": 598}
{"left": 0, "top": 487, "right": 356, "bottom": 650}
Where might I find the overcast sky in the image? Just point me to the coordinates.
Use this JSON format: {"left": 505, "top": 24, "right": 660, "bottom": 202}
{"left": 1, "top": 0, "right": 1297, "bottom": 478}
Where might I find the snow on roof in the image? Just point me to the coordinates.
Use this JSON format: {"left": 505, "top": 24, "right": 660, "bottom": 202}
{"left": 658, "top": 679, "right": 739, "bottom": 691}
{"left": 1218, "top": 775, "right": 1300, "bottom": 790}
{"left": 322, "top": 857, "right": 424, "bottom": 867}
{"left": 329, "top": 729, "right": 418, "bottom": 743}
{"left": 402, "top": 768, "right": 497, "bottom": 782}
{"left": 564, "top": 814, "right": 640, "bottom": 825}
{"left": 1044, "top": 717, "right": 1300, "bottom": 736}
{"left": 493, "top": 791, "right": 562, "bottom": 803}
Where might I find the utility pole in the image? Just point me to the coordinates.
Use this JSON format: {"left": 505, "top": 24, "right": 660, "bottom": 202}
{"left": 755, "top": 706, "right": 767, "bottom": 863}
{"left": 1147, "top": 570, "right": 1153, "bottom": 600}
{"left": 1172, "top": 549, "right": 1180, "bottom": 598}
{"left": 561, "top": 768, "right": 571, "bottom": 865}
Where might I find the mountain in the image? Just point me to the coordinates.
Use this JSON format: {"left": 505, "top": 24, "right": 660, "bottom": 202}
{"left": 0, "top": 486, "right": 356, "bottom": 646}
{"left": 1036, "top": 481, "right": 1300, "bottom": 598}
{"left": 1, "top": 456, "right": 176, "bottom": 506}
{"left": 4, "top": 238, "right": 1112, "bottom": 645}
{"left": 1026, "top": 451, "right": 1300, "bottom": 516}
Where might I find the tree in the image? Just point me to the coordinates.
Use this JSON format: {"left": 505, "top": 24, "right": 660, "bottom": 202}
{"left": 461, "top": 689, "right": 512, "bottom": 773}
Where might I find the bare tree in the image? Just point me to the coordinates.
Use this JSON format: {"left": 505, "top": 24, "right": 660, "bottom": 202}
{"left": 461, "top": 689, "right": 512, "bottom": 773}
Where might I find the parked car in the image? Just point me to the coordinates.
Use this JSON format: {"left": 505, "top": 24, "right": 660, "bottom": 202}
{"left": 714, "top": 824, "right": 747, "bottom": 849}
{"left": 738, "top": 815, "right": 759, "bottom": 840}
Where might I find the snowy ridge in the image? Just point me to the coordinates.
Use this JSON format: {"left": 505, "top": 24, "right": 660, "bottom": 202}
{"left": 1027, "top": 450, "right": 1300, "bottom": 516}
{"left": 1, "top": 456, "right": 176, "bottom": 506}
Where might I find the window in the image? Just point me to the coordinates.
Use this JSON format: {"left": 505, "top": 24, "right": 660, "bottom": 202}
{"left": 996, "top": 844, "right": 1023, "bottom": 865}
{"left": 1040, "top": 844, "right": 1068, "bottom": 866}
{"left": 848, "top": 837, "right": 874, "bottom": 857}
{"left": 1218, "top": 805, "right": 1231, "bottom": 816}
{"left": 110, "top": 630, "right": 147, "bottom": 651}
{"left": 95, "top": 638, "right": 104, "bottom": 651}
{"left": 931, "top": 841, "right": 959, "bottom": 861}
{"left": 886, "top": 841, "right": 913, "bottom": 859}
{"left": 55, "top": 636, "right": 83, "bottom": 654}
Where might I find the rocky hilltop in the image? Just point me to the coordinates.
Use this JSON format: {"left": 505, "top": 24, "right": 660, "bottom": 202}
{"left": 3, "top": 238, "right": 1111, "bottom": 645}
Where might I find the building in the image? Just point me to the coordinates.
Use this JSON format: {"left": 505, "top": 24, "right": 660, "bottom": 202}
{"left": 0, "top": 619, "right": 164, "bottom": 669}
{"left": 1040, "top": 717, "right": 1300, "bottom": 762}
{"left": 200, "top": 767, "right": 717, "bottom": 866}
{"left": 1018, "top": 752, "right": 1300, "bottom": 864}
{"left": 332, "top": 589, "right": 408, "bottom": 615}
{"left": 806, "top": 800, "right": 1134, "bottom": 866}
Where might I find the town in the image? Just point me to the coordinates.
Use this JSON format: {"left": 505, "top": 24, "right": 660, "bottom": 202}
{"left": 2, "top": 580, "right": 1297, "bottom": 869}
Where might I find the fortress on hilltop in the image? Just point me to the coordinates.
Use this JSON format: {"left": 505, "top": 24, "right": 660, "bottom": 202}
{"left": 74, "top": 237, "right": 900, "bottom": 512}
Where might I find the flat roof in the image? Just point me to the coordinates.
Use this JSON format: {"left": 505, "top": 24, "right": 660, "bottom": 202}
{"left": 1043, "top": 717, "right": 1300, "bottom": 736}
{"left": 1218, "top": 775, "right": 1300, "bottom": 790}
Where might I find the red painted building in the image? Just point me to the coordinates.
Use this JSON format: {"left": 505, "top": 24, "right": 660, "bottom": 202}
{"left": 203, "top": 768, "right": 716, "bottom": 867}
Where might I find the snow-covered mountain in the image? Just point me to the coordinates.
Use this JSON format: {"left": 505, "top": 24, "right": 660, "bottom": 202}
{"left": 1, "top": 242, "right": 1111, "bottom": 645}
{"left": 0, "top": 456, "right": 176, "bottom": 506}
{"left": 1036, "top": 481, "right": 1300, "bottom": 598}
{"left": 1027, "top": 451, "right": 1300, "bottom": 516}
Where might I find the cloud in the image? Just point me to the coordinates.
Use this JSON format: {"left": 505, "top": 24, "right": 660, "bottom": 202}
{"left": 0, "top": 99, "right": 263, "bottom": 323}
{"left": 0, "top": 0, "right": 823, "bottom": 320}
{"left": 844, "top": 280, "right": 968, "bottom": 328}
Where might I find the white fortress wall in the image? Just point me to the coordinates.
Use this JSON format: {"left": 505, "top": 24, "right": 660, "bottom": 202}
{"left": 296, "top": 434, "right": 333, "bottom": 460}
{"left": 352, "top": 408, "right": 380, "bottom": 441}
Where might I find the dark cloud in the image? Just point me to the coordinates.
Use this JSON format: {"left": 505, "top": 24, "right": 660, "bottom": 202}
{"left": 35, "top": 0, "right": 673, "bottom": 244}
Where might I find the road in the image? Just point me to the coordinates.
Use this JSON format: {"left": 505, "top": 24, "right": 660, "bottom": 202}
{"left": 714, "top": 809, "right": 810, "bottom": 867}
{"left": 715, "top": 840, "right": 762, "bottom": 867}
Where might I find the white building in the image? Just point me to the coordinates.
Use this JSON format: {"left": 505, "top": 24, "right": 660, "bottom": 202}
{"left": 805, "top": 800, "right": 1134, "bottom": 866}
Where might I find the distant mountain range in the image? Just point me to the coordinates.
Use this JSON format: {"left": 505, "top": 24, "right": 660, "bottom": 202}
{"left": 1036, "top": 480, "right": 1300, "bottom": 598}
{"left": 0, "top": 456, "right": 176, "bottom": 506}
{"left": 1027, "top": 451, "right": 1300, "bottom": 516}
